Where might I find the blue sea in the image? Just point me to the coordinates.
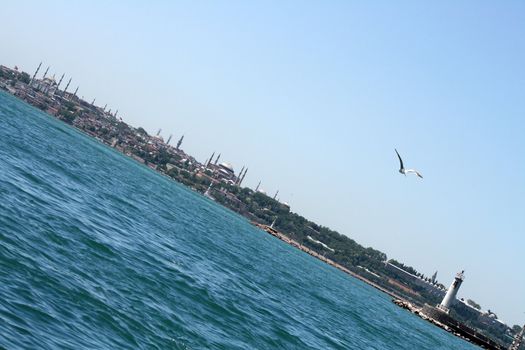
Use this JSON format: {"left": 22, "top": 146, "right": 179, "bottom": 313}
{"left": 0, "top": 91, "right": 478, "bottom": 349}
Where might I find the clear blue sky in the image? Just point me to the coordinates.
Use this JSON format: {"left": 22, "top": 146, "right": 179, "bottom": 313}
{"left": 2, "top": 1, "right": 524, "bottom": 325}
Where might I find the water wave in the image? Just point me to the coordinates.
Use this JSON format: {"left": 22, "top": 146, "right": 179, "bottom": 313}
{"left": 0, "top": 91, "right": 477, "bottom": 349}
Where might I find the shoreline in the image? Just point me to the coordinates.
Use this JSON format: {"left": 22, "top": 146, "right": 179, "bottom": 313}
{"left": 0, "top": 81, "right": 513, "bottom": 349}
{"left": 252, "top": 222, "right": 509, "bottom": 350}
{"left": 251, "top": 222, "right": 405, "bottom": 300}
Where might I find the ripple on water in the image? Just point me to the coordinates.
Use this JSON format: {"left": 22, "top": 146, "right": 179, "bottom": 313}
{"left": 0, "top": 92, "right": 479, "bottom": 350}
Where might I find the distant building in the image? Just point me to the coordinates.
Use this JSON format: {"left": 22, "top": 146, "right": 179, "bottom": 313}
{"left": 31, "top": 76, "right": 59, "bottom": 96}
{"left": 307, "top": 235, "right": 335, "bottom": 252}
{"left": 256, "top": 188, "right": 267, "bottom": 195}
{"left": 166, "top": 163, "right": 178, "bottom": 172}
{"left": 217, "top": 162, "right": 235, "bottom": 179}
{"left": 206, "top": 159, "right": 239, "bottom": 185}
{"left": 385, "top": 261, "right": 446, "bottom": 298}
{"left": 0, "top": 65, "right": 16, "bottom": 76}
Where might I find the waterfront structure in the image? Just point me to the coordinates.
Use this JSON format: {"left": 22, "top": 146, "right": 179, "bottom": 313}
{"left": 438, "top": 270, "right": 465, "bottom": 313}
{"left": 509, "top": 324, "right": 524, "bottom": 350}
{"left": 418, "top": 270, "right": 508, "bottom": 350}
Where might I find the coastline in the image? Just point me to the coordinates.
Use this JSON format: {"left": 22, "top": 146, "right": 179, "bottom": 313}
{"left": 0, "top": 73, "right": 516, "bottom": 348}
{"left": 252, "top": 222, "right": 508, "bottom": 350}
{"left": 251, "top": 222, "right": 405, "bottom": 300}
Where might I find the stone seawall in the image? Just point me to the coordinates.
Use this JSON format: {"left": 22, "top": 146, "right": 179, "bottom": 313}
{"left": 420, "top": 305, "right": 505, "bottom": 350}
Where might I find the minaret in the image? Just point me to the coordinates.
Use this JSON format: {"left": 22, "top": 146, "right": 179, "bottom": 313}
{"left": 103, "top": 104, "right": 107, "bottom": 111}
{"left": 29, "top": 62, "right": 42, "bottom": 85}
{"left": 166, "top": 134, "right": 172, "bottom": 144}
{"left": 239, "top": 168, "right": 248, "bottom": 186}
{"left": 237, "top": 167, "right": 245, "bottom": 184}
{"left": 214, "top": 153, "right": 221, "bottom": 165}
{"left": 73, "top": 86, "right": 79, "bottom": 97}
{"left": 207, "top": 152, "right": 215, "bottom": 167}
{"left": 42, "top": 66, "right": 50, "bottom": 79}
{"left": 91, "top": 98, "right": 96, "bottom": 105}
{"left": 236, "top": 166, "right": 245, "bottom": 185}
{"left": 56, "top": 73, "right": 65, "bottom": 90}
{"left": 431, "top": 271, "right": 438, "bottom": 283}
{"left": 438, "top": 270, "right": 465, "bottom": 313}
{"left": 255, "top": 181, "right": 261, "bottom": 192}
{"left": 63, "top": 77, "right": 72, "bottom": 96}
{"left": 114, "top": 109, "right": 118, "bottom": 118}
{"left": 156, "top": 128, "right": 162, "bottom": 136}
{"left": 176, "top": 135, "right": 184, "bottom": 149}
{"left": 273, "top": 190, "right": 279, "bottom": 200}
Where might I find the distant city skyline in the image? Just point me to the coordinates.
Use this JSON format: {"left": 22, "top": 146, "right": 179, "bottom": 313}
{"left": 1, "top": 1, "right": 524, "bottom": 325}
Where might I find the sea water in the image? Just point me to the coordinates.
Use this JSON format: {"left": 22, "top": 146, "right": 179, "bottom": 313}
{"left": 0, "top": 91, "right": 477, "bottom": 349}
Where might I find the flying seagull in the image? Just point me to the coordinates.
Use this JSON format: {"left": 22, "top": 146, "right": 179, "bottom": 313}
{"left": 395, "top": 149, "right": 423, "bottom": 178}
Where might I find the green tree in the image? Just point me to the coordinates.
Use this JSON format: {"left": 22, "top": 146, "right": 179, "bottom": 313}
{"left": 466, "top": 299, "right": 482, "bottom": 310}
{"left": 18, "top": 72, "right": 30, "bottom": 84}
{"left": 511, "top": 324, "right": 523, "bottom": 335}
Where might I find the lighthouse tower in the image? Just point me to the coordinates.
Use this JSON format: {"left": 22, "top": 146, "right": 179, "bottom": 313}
{"left": 438, "top": 270, "right": 465, "bottom": 313}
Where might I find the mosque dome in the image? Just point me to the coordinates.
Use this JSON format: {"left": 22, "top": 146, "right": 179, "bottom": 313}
{"left": 219, "top": 162, "right": 234, "bottom": 173}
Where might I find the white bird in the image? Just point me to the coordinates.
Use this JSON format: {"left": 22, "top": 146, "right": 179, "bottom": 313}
{"left": 395, "top": 149, "right": 423, "bottom": 178}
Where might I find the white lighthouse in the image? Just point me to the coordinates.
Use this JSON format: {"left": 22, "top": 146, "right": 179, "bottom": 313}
{"left": 437, "top": 270, "right": 465, "bottom": 313}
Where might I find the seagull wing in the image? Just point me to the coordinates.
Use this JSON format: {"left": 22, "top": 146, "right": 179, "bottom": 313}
{"left": 395, "top": 149, "right": 404, "bottom": 170}
{"left": 405, "top": 169, "right": 423, "bottom": 178}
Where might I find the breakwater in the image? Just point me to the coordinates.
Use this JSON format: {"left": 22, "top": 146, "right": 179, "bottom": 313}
{"left": 252, "top": 221, "right": 507, "bottom": 350}
{"left": 392, "top": 299, "right": 505, "bottom": 350}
